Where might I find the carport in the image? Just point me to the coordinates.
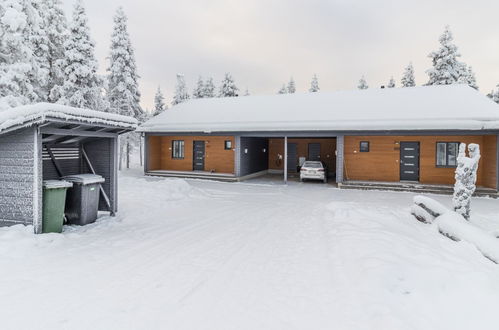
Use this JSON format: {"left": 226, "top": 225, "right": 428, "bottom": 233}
{"left": 0, "top": 103, "right": 137, "bottom": 233}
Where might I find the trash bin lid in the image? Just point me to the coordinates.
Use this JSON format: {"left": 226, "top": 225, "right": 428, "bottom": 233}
{"left": 62, "top": 174, "right": 105, "bottom": 185}
{"left": 43, "top": 180, "right": 73, "bottom": 189}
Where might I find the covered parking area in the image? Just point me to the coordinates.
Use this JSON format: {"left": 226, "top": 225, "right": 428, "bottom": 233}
{"left": 236, "top": 133, "right": 342, "bottom": 184}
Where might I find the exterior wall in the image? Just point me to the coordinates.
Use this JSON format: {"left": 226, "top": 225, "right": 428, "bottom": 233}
{"left": 344, "top": 135, "right": 497, "bottom": 188}
{"left": 147, "top": 135, "right": 235, "bottom": 174}
{"left": 239, "top": 137, "right": 269, "bottom": 176}
{"left": 268, "top": 138, "right": 336, "bottom": 171}
{"left": 0, "top": 127, "right": 39, "bottom": 227}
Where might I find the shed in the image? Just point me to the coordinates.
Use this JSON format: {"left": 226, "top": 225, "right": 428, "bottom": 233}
{"left": 0, "top": 103, "right": 137, "bottom": 233}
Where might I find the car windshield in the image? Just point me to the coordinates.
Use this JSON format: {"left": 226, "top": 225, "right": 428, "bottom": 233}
{"left": 303, "top": 162, "right": 322, "bottom": 168}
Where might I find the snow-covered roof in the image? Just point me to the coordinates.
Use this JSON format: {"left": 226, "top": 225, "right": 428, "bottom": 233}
{"left": 0, "top": 103, "right": 137, "bottom": 135}
{"left": 139, "top": 85, "right": 499, "bottom": 133}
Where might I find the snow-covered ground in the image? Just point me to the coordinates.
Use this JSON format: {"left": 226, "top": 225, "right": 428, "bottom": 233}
{"left": 1, "top": 169, "right": 499, "bottom": 330}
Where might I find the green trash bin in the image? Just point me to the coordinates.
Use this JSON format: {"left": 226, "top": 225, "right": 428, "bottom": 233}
{"left": 42, "top": 180, "right": 73, "bottom": 233}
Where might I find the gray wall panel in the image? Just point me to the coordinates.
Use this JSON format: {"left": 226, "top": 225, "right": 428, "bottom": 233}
{"left": 239, "top": 137, "right": 269, "bottom": 176}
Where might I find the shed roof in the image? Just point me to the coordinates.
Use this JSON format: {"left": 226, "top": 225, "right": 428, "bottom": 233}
{"left": 0, "top": 102, "right": 137, "bottom": 135}
{"left": 139, "top": 85, "right": 499, "bottom": 133}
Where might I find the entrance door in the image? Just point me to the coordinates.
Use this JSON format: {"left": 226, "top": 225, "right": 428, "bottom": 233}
{"left": 400, "top": 142, "right": 420, "bottom": 181}
{"left": 308, "top": 143, "right": 321, "bottom": 161}
{"left": 193, "top": 141, "right": 205, "bottom": 171}
{"left": 287, "top": 143, "right": 297, "bottom": 172}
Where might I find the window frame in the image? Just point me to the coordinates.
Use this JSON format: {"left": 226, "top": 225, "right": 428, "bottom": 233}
{"left": 435, "top": 142, "right": 460, "bottom": 168}
{"left": 172, "top": 140, "right": 185, "bottom": 159}
{"left": 224, "top": 140, "right": 232, "bottom": 150}
{"left": 359, "top": 141, "right": 370, "bottom": 152}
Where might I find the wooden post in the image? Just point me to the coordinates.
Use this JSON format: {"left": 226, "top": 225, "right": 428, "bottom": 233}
{"left": 126, "top": 141, "right": 130, "bottom": 169}
{"left": 284, "top": 136, "right": 288, "bottom": 184}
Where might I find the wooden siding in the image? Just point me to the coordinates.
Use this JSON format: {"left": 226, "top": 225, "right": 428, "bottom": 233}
{"left": 268, "top": 138, "right": 337, "bottom": 171}
{"left": 344, "top": 135, "right": 497, "bottom": 189}
{"left": 0, "top": 127, "right": 37, "bottom": 226}
{"left": 147, "top": 135, "right": 235, "bottom": 174}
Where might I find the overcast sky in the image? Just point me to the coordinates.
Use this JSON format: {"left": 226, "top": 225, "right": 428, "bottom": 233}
{"left": 62, "top": 0, "right": 499, "bottom": 111}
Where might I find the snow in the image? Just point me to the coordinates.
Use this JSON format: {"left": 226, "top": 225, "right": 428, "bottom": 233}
{"left": 139, "top": 84, "right": 499, "bottom": 133}
{"left": 0, "top": 102, "right": 137, "bottom": 134}
{"left": 62, "top": 174, "right": 104, "bottom": 185}
{"left": 43, "top": 180, "right": 73, "bottom": 189}
{"left": 1, "top": 169, "right": 499, "bottom": 329}
{"left": 414, "top": 195, "right": 449, "bottom": 217}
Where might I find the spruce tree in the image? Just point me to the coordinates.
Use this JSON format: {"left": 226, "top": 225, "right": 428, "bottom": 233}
{"left": 243, "top": 88, "right": 250, "bottom": 96}
{"left": 458, "top": 65, "right": 478, "bottom": 90}
{"left": 203, "top": 77, "right": 215, "bottom": 98}
{"left": 309, "top": 74, "right": 319, "bottom": 92}
{"left": 387, "top": 76, "right": 395, "bottom": 88}
{"left": 218, "top": 72, "right": 239, "bottom": 97}
{"left": 0, "top": 0, "right": 42, "bottom": 108}
{"left": 287, "top": 77, "right": 296, "bottom": 93}
{"left": 277, "top": 84, "right": 287, "bottom": 94}
{"left": 57, "top": 0, "right": 104, "bottom": 110}
{"left": 427, "top": 26, "right": 470, "bottom": 86}
{"left": 358, "top": 76, "right": 368, "bottom": 90}
{"left": 401, "top": 63, "right": 416, "bottom": 87}
{"left": 172, "top": 74, "right": 189, "bottom": 105}
{"left": 192, "top": 76, "right": 204, "bottom": 99}
{"left": 41, "top": 0, "right": 68, "bottom": 102}
{"left": 153, "top": 85, "right": 166, "bottom": 116}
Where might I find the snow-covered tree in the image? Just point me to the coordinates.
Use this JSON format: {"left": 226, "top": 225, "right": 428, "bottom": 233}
{"left": 203, "top": 77, "right": 215, "bottom": 98}
{"left": 153, "top": 85, "right": 166, "bottom": 116}
{"left": 218, "top": 72, "right": 239, "bottom": 97}
{"left": 427, "top": 26, "right": 470, "bottom": 86}
{"left": 192, "top": 76, "right": 204, "bottom": 99}
{"left": 40, "top": 0, "right": 68, "bottom": 102}
{"left": 243, "top": 88, "right": 250, "bottom": 96}
{"left": 56, "top": 0, "right": 104, "bottom": 110}
{"left": 489, "top": 86, "right": 499, "bottom": 104}
{"left": 172, "top": 73, "right": 189, "bottom": 105}
{"left": 309, "top": 74, "right": 319, "bottom": 92}
{"left": 453, "top": 143, "right": 480, "bottom": 220}
{"left": 0, "top": 0, "right": 42, "bottom": 108}
{"left": 277, "top": 84, "right": 287, "bottom": 94}
{"left": 401, "top": 62, "right": 416, "bottom": 87}
{"left": 387, "top": 76, "right": 395, "bottom": 88}
{"left": 458, "top": 64, "right": 478, "bottom": 90}
{"left": 358, "top": 76, "right": 368, "bottom": 89}
{"left": 287, "top": 77, "right": 296, "bottom": 93}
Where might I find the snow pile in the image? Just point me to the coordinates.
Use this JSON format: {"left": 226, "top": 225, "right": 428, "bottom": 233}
{"left": 139, "top": 84, "right": 499, "bottom": 133}
{"left": 0, "top": 102, "right": 137, "bottom": 134}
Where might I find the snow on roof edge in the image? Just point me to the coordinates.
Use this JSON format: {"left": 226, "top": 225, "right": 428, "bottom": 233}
{"left": 0, "top": 102, "right": 138, "bottom": 135}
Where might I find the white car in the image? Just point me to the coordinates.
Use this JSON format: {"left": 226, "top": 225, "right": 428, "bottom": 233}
{"left": 300, "top": 161, "right": 328, "bottom": 183}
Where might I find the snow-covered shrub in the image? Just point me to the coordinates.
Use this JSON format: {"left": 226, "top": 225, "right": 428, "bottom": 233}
{"left": 453, "top": 143, "right": 480, "bottom": 220}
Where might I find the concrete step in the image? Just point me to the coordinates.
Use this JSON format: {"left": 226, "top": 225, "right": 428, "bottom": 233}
{"left": 145, "top": 171, "right": 238, "bottom": 182}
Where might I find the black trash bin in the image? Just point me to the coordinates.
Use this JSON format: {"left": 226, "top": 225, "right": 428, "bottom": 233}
{"left": 63, "top": 174, "right": 105, "bottom": 225}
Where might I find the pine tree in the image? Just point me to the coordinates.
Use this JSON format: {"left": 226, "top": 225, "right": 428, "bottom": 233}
{"left": 218, "top": 72, "right": 239, "bottom": 97}
{"left": 41, "top": 0, "right": 68, "bottom": 102}
{"left": 0, "top": 0, "right": 42, "bottom": 108}
{"left": 107, "top": 7, "right": 143, "bottom": 169}
{"left": 458, "top": 64, "right": 478, "bottom": 90}
{"left": 387, "top": 76, "right": 395, "bottom": 88}
{"left": 287, "top": 77, "right": 296, "bottom": 93}
{"left": 277, "top": 84, "right": 287, "bottom": 94}
{"left": 203, "top": 77, "right": 215, "bottom": 98}
{"left": 358, "top": 76, "right": 368, "bottom": 90}
{"left": 172, "top": 74, "right": 189, "bottom": 105}
{"left": 243, "top": 88, "right": 250, "bottom": 96}
{"left": 309, "top": 74, "right": 319, "bottom": 92}
{"left": 57, "top": 0, "right": 104, "bottom": 110}
{"left": 192, "top": 76, "right": 204, "bottom": 99}
{"left": 427, "top": 26, "right": 470, "bottom": 86}
{"left": 401, "top": 62, "right": 416, "bottom": 87}
{"left": 153, "top": 85, "right": 166, "bottom": 116}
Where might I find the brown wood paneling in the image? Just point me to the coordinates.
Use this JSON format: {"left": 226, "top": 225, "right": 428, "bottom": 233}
{"left": 344, "top": 135, "right": 497, "bottom": 188}
{"left": 147, "top": 135, "right": 161, "bottom": 170}
{"left": 268, "top": 138, "right": 336, "bottom": 171}
{"left": 147, "top": 135, "right": 235, "bottom": 174}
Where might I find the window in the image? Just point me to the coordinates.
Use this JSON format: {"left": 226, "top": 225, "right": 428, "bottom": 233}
{"left": 436, "top": 142, "right": 459, "bottom": 167}
{"left": 224, "top": 140, "right": 232, "bottom": 150}
{"left": 359, "top": 141, "right": 369, "bottom": 152}
{"left": 172, "top": 140, "right": 184, "bottom": 159}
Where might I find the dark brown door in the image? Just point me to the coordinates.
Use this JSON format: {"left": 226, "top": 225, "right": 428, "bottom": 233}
{"left": 193, "top": 141, "right": 205, "bottom": 171}
{"left": 308, "top": 143, "right": 321, "bottom": 161}
{"left": 400, "top": 142, "right": 420, "bottom": 181}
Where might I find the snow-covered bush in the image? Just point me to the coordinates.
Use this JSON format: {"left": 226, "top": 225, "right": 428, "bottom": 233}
{"left": 453, "top": 143, "right": 480, "bottom": 220}
{"left": 357, "top": 76, "right": 368, "bottom": 90}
